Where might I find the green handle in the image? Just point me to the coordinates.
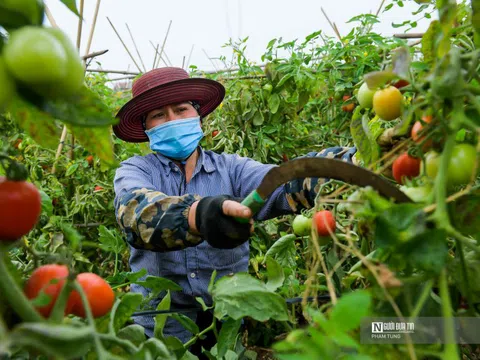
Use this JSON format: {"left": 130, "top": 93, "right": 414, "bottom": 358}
{"left": 234, "top": 190, "right": 265, "bottom": 223}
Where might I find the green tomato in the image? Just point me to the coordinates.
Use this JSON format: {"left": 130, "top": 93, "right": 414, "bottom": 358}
{"left": 0, "top": 0, "right": 44, "bottom": 29}
{"left": 447, "top": 144, "right": 478, "bottom": 187}
{"left": 292, "top": 214, "right": 312, "bottom": 236}
{"left": 356, "top": 82, "right": 376, "bottom": 109}
{"left": 4, "top": 26, "right": 69, "bottom": 86}
{"left": 423, "top": 151, "right": 440, "bottom": 179}
{"left": 262, "top": 83, "right": 273, "bottom": 93}
{"left": 0, "top": 57, "right": 16, "bottom": 111}
{"left": 400, "top": 184, "right": 432, "bottom": 203}
{"left": 35, "top": 27, "right": 85, "bottom": 98}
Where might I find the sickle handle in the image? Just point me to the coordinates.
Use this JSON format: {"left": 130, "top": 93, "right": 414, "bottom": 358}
{"left": 234, "top": 190, "right": 265, "bottom": 223}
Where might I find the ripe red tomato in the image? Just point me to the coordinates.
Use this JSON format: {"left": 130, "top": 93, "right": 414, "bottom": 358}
{"left": 411, "top": 115, "right": 433, "bottom": 149}
{"left": 24, "top": 264, "right": 73, "bottom": 318}
{"left": 392, "top": 153, "right": 421, "bottom": 184}
{"left": 392, "top": 79, "right": 410, "bottom": 89}
{"left": 0, "top": 177, "right": 41, "bottom": 241}
{"left": 86, "top": 155, "right": 94, "bottom": 166}
{"left": 68, "top": 273, "right": 115, "bottom": 318}
{"left": 342, "top": 103, "right": 355, "bottom": 112}
{"left": 94, "top": 185, "right": 103, "bottom": 192}
{"left": 313, "top": 210, "right": 336, "bottom": 237}
{"left": 212, "top": 130, "right": 219, "bottom": 137}
{"left": 373, "top": 86, "right": 403, "bottom": 121}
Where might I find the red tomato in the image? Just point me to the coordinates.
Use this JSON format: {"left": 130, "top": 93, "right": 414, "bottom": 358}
{"left": 24, "top": 264, "right": 73, "bottom": 318}
{"left": 212, "top": 130, "right": 219, "bottom": 137}
{"left": 392, "top": 79, "right": 410, "bottom": 89}
{"left": 68, "top": 273, "right": 115, "bottom": 318}
{"left": 342, "top": 103, "right": 355, "bottom": 112}
{"left": 85, "top": 155, "right": 94, "bottom": 166}
{"left": 411, "top": 115, "right": 433, "bottom": 149}
{"left": 392, "top": 153, "right": 421, "bottom": 184}
{"left": 282, "top": 154, "right": 289, "bottom": 162}
{"left": 13, "top": 139, "right": 22, "bottom": 149}
{"left": 0, "top": 177, "right": 41, "bottom": 241}
{"left": 94, "top": 185, "right": 103, "bottom": 192}
{"left": 313, "top": 210, "right": 336, "bottom": 237}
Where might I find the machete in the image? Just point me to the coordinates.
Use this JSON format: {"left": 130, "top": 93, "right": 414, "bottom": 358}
{"left": 236, "top": 157, "right": 412, "bottom": 222}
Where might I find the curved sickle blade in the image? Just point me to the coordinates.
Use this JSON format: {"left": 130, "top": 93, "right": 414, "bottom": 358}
{"left": 257, "top": 157, "right": 411, "bottom": 203}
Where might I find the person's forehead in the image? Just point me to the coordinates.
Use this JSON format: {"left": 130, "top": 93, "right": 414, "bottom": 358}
{"left": 151, "top": 101, "right": 192, "bottom": 111}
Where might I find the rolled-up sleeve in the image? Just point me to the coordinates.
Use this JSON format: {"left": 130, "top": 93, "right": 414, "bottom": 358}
{"left": 114, "top": 158, "right": 203, "bottom": 252}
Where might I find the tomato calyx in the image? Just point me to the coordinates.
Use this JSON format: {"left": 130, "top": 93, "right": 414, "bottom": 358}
{"left": 0, "top": 153, "right": 29, "bottom": 181}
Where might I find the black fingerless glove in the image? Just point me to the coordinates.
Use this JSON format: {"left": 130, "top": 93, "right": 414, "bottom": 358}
{"left": 195, "top": 195, "right": 252, "bottom": 249}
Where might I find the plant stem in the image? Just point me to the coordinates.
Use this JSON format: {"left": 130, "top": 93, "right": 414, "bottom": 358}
{"left": 455, "top": 239, "right": 476, "bottom": 316}
{"left": 410, "top": 279, "right": 434, "bottom": 319}
{"left": 183, "top": 321, "right": 215, "bottom": 349}
{"left": 439, "top": 269, "right": 460, "bottom": 360}
{"left": 0, "top": 250, "right": 44, "bottom": 322}
{"left": 97, "top": 333, "right": 138, "bottom": 354}
{"left": 114, "top": 252, "right": 118, "bottom": 277}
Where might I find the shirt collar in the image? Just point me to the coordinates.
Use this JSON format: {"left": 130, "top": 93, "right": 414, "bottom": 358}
{"left": 154, "top": 146, "right": 216, "bottom": 175}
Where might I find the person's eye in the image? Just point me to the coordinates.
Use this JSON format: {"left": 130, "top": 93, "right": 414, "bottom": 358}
{"left": 178, "top": 107, "right": 187, "bottom": 112}
{"left": 153, "top": 112, "right": 164, "bottom": 118}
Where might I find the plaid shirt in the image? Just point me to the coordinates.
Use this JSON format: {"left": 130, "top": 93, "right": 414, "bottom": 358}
{"left": 114, "top": 146, "right": 356, "bottom": 341}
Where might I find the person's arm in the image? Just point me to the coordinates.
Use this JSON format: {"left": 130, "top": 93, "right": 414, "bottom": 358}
{"left": 231, "top": 146, "right": 357, "bottom": 219}
{"left": 114, "top": 158, "right": 203, "bottom": 252}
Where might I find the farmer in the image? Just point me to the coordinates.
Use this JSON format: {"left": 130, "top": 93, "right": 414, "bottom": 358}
{"left": 112, "top": 67, "right": 356, "bottom": 353}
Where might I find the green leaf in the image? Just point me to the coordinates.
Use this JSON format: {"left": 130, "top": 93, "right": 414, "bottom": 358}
{"left": 39, "top": 190, "right": 53, "bottom": 217}
{"left": 11, "top": 323, "right": 93, "bottom": 359}
{"left": 277, "top": 73, "right": 293, "bottom": 87}
{"left": 98, "top": 225, "right": 125, "bottom": 254}
{"left": 264, "top": 234, "right": 297, "bottom": 268}
{"left": 43, "top": 86, "right": 118, "bottom": 128}
{"left": 117, "top": 324, "right": 146, "bottom": 347}
{"left": 421, "top": 20, "right": 441, "bottom": 66}
{"left": 171, "top": 313, "right": 199, "bottom": 335}
{"left": 265, "top": 256, "right": 285, "bottom": 292}
{"left": 329, "top": 290, "right": 372, "bottom": 333}
{"left": 350, "top": 108, "right": 380, "bottom": 166}
{"left": 68, "top": 125, "right": 116, "bottom": 165}
{"left": 217, "top": 318, "right": 242, "bottom": 358}
{"left": 103, "top": 293, "right": 143, "bottom": 334}
{"left": 449, "top": 191, "right": 480, "bottom": 239}
{"left": 65, "top": 163, "right": 79, "bottom": 176}
{"left": 7, "top": 96, "right": 60, "bottom": 149}
{"left": 212, "top": 273, "right": 289, "bottom": 322}
{"left": 363, "top": 70, "right": 396, "bottom": 89}
{"left": 135, "top": 275, "right": 182, "bottom": 294}
{"left": 268, "top": 93, "right": 281, "bottom": 114}
{"left": 154, "top": 291, "right": 171, "bottom": 339}
{"left": 408, "top": 229, "right": 448, "bottom": 273}
{"left": 135, "top": 338, "right": 176, "bottom": 360}
{"left": 59, "top": 0, "right": 81, "bottom": 16}
{"left": 252, "top": 111, "right": 264, "bottom": 126}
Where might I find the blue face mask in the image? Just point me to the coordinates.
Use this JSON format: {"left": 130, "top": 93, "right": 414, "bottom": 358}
{"left": 145, "top": 117, "right": 204, "bottom": 161}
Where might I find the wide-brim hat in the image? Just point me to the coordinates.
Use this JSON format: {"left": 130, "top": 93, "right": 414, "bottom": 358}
{"left": 113, "top": 67, "right": 225, "bottom": 143}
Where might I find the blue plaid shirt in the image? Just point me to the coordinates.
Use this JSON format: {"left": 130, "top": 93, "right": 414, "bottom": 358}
{"left": 113, "top": 146, "right": 356, "bottom": 341}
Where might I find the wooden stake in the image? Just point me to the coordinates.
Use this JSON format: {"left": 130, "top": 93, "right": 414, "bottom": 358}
{"left": 321, "top": 7, "right": 342, "bottom": 43}
{"left": 149, "top": 41, "right": 169, "bottom": 67}
{"left": 155, "top": 20, "right": 172, "bottom": 68}
{"left": 86, "top": 68, "right": 139, "bottom": 75}
{"left": 82, "top": 49, "right": 108, "bottom": 61}
{"left": 107, "top": 16, "right": 143, "bottom": 73}
{"left": 84, "top": 0, "right": 102, "bottom": 57}
{"left": 182, "top": 56, "right": 186, "bottom": 69}
{"left": 44, "top": 4, "right": 58, "bottom": 27}
{"left": 152, "top": 43, "right": 159, "bottom": 70}
{"left": 185, "top": 44, "right": 195, "bottom": 69}
{"left": 126, "top": 23, "right": 147, "bottom": 72}
{"left": 202, "top": 48, "right": 219, "bottom": 72}
{"left": 394, "top": 33, "right": 424, "bottom": 39}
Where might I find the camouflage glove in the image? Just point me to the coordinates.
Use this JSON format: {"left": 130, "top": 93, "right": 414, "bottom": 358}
{"left": 195, "top": 195, "right": 252, "bottom": 249}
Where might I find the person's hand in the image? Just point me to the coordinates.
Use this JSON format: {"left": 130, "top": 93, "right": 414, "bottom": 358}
{"left": 188, "top": 195, "right": 254, "bottom": 249}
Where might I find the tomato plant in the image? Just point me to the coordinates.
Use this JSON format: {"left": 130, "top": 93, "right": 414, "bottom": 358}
{"left": 0, "top": 176, "right": 41, "bottom": 241}
{"left": 372, "top": 86, "right": 403, "bottom": 121}
{"left": 392, "top": 153, "right": 421, "bottom": 184}
{"left": 68, "top": 273, "right": 115, "bottom": 318}
{"left": 24, "top": 264, "right": 71, "bottom": 318}
{"left": 292, "top": 214, "right": 311, "bottom": 236}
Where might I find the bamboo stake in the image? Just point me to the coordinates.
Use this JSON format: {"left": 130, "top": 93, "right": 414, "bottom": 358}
{"left": 185, "top": 44, "right": 195, "bottom": 69}
{"left": 320, "top": 7, "right": 342, "bottom": 43}
{"left": 202, "top": 48, "right": 219, "bottom": 72}
{"left": 82, "top": 49, "right": 108, "bottom": 61}
{"left": 105, "top": 75, "right": 136, "bottom": 82}
{"left": 149, "top": 41, "right": 170, "bottom": 67}
{"left": 84, "top": 0, "right": 102, "bottom": 57}
{"left": 152, "top": 43, "right": 159, "bottom": 70}
{"left": 394, "top": 33, "right": 424, "bottom": 39}
{"left": 86, "top": 69, "right": 139, "bottom": 75}
{"left": 70, "top": 0, "right": 85, "bottom": 161}
{"left": 163, "top": 51, "right": 173, "bottom": 67}
{"left": 182, "top": 56, "right": 186, "bottom": 69}
{"left": 106, "top": 16, "right": 143, "bottom": 73}
{"left": 155, "top": 20, "right": 172, "bottom": 68}
{"left": 126, "top": 23, "right": 147, "bottom": 72}
{"left": 44, "top": 4, "right": 58, "bottom": 27}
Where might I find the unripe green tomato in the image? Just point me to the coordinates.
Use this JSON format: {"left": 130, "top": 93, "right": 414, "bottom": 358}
{"left": 262, "top": 83, "right": 273, "bottom": 93}
{"left": 0, "top": 0, "right": 44, "bottom": 29}
{"left": 423, "top": 151, "right": 440, "bottom": 179}
{"left": 447, "top": 144, "right": 478, "bottom": 187}
{"left": 4, "top": 26, "right": 69, "bottom": 86}
{"left": 292, "top": 214, "right": 312, "bottom": 236}
{"left": 356, "top": 82, "right": 376, "bottom": 109}
{"left": 0, "top": 57, "right": 16, "bottom": 111}
{"left": 36, "top": 27, "right": 85, "bottom": 97}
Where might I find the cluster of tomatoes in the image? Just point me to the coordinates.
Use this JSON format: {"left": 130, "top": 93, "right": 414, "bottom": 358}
{"left": 292, "top": 210, "right": 336, "bottom": 245}
{"left": 24, "top": 264, "right": 115, "bottom": 319}
{"left": 0, "top": 0, "right": 85, "bottom": 111}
